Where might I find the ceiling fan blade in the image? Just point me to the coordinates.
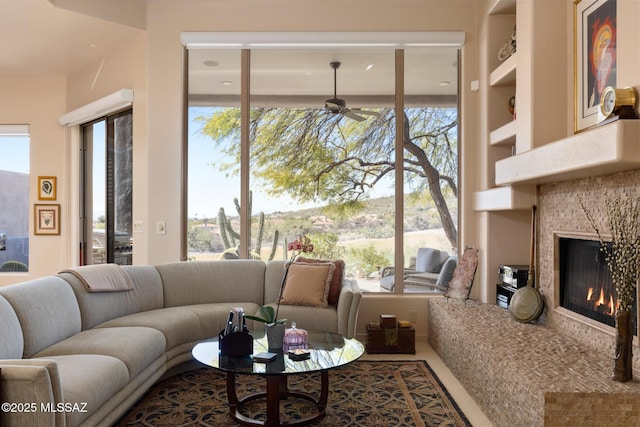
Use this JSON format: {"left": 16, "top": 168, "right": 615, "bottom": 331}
{"left": 343, "top": 110, "right": 367, "bottom": 122}
{"left": 350, "top": 108, "right": 381, "bottom": 117}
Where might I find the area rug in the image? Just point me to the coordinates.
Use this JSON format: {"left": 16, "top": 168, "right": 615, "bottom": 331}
{"left": 116, "top": 360, "right": 470, "bottom": 426}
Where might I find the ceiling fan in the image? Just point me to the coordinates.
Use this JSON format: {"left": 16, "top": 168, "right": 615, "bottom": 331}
{"left": 324, "top": 61, "right": 381, "bottom": 122}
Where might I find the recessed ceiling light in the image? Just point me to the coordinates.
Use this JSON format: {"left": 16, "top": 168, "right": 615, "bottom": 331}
{"left": 203, "top": 60, "right": 219, "bottom": 67}
{"left": 439, "top": 81, "right": 451, "bottom": 86}
{"left": 366, "top": 64, "right": 374, "bottom": 71}
{"left": 221, "top": 81, "right": 233, "bottom": 86}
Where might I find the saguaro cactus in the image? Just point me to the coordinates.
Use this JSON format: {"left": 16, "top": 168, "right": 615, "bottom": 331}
{"left": 217, "top": 191, "right": 279, "bottom": 260}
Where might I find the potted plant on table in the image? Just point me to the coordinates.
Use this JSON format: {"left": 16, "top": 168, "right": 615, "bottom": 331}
{"left": 245, "top": 305, "right": 287, "bottom": 351}
{"left": 245, "top": 234, "right": 314, "bottom": 351}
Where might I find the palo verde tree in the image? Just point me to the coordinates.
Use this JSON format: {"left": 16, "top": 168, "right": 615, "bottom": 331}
{"left": 197, "top": 106, "right": 458, "bottom": 247}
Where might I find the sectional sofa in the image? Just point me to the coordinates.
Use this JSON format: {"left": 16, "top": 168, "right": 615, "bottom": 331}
{"left": 0, "top": 259, "right": 362, "bottom": 427}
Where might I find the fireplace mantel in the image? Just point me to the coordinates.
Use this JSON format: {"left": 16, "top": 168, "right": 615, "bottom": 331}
{"left": 495, "top": 119, "right": 640, "bottom": 186}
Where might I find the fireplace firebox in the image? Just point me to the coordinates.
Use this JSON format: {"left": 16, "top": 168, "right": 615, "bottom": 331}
{"left": 559, "top": 237, "right": 637, "bottom": 334}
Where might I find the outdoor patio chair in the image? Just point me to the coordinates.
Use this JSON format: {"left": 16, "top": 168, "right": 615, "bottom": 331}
{"left": 379, "top": 247, "right": 453, "bottom": 292}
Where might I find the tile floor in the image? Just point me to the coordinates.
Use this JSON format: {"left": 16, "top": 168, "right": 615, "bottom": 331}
{"left": 361, "top": 340, "right": 494, "bottom": 427}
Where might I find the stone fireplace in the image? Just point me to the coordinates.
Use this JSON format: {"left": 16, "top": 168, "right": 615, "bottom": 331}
{"left": 558, "top": 235, "right": 637, "bottom": 332}
{"left": 538, "top": 169, "right": 640, "bottom": 369}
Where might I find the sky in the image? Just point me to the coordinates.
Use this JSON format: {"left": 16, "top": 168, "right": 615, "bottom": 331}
{"left": 187, "top": 107, "right": 324, "bottom": 219}
{"left": 0, "top": 111, "right": 393, "bottom": 221}
{"left": 0, "top": 136, "right": 29, "bottom": 174}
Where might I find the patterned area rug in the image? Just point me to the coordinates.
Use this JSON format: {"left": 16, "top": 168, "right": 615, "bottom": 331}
{"left": 116, "top": 360, "right": 470, "bottom": 426}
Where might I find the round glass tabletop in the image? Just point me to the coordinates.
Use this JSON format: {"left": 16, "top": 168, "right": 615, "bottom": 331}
{"left": 192, "top": 329, "right": 364, "bottom": 375}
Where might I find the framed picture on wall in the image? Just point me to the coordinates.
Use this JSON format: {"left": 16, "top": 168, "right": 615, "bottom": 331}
{"left": 574, "top": 0, "right": 617, "bottom": 133}
{"left": 38, "top": 176, "right": 57, "bottom": 201}
{"left": 34, "top": 204, "right": 60, "bottom": 235}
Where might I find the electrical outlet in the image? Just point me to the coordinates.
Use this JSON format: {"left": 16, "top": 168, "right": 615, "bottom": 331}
{"left": 408, "top": 310, "right": 417, "bottom": 323}
{"left": 133, "top": 220, "right": 144, "bottom": 233}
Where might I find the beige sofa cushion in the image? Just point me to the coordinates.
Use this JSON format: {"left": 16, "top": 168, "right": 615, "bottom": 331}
{"left": 265, "top": 260, "right": 288, "bottom": 303}
{"left": 157, "top": 260, "right": 265, "bottom": 307}
{"left": 0, "top": 295, "right": 23, "bottom": 359}
{"left": 0, "top": 277, "right": 81, "bottom": 358}
{"left": 35, "top": 327, "right": 165, "bottom": 379}
{"left": 59, "top": 265, "right": 164, "bottom": 330}
{"left": 96, "top": 306, "right": 203, "bottom": 351}
{"left": 262, "top": 303, "right": 338, "bottom": 334}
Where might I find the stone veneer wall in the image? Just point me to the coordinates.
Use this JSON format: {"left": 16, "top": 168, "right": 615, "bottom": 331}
{"left": 537, "top": 169, "right": 640, "bottom": 369}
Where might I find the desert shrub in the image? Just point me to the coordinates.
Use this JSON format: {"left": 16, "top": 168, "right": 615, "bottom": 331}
{"left": 347, "top": 246, "right": 390, "bottom": 277}
{"left": 307, "top": 232, "right": 345, "bottom": 260}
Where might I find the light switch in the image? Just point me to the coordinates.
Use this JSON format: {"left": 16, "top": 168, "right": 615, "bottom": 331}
{"left": 156, "top": 221, "right": 166, "bottom": 235}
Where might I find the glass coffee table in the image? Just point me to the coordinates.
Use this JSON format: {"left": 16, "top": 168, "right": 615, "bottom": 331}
{"left": 192, "top": 330, "right": 364, "bottom": 427}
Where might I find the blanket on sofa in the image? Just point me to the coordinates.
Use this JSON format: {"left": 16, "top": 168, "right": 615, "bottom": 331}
{"left": 60, "top": 264, "right": 133, "bottom": 292}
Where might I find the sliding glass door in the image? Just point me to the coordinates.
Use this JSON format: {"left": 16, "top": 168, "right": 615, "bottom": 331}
{"left": 81, "top": 110, "right": 133, "bottom": 265}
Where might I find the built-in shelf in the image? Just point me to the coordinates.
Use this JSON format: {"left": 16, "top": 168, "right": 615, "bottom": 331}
{"left": 495, "top": 119, "right": 640, "bottom": 185}
{"left": 474, "top": 185, "right": 536, "bottom": 211}
{"left": 490, "top": 120, "right": 516, "bottom": 146}
{"left": 490, "top": 54, "right": 516, "bottom": 86}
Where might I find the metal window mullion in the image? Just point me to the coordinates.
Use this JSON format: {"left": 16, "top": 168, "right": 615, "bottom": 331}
{"left": 105, "top": 117, "right": 115, "bottom": 264}
{"left": 80, "top": 126, "right": 93, "bottom": 265}
{"left": 395, "top": 49, "right": 405, "bottom": 294}
{"left": 239, "top": 49, "right": 251, "bottom": 259}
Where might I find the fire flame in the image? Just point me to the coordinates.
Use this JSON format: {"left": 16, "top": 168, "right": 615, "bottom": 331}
{"left": 585, "top": 287, "right": 616, "bottom": 316}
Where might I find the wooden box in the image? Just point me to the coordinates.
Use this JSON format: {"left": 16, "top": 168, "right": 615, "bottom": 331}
{"left": 379, "top": 314, "right": 397, "bottom": 328}
{"left": 366, "top": 324, "right": 415, "bottom": 354}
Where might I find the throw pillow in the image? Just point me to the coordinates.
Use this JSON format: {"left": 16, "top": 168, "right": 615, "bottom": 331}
{"left": 279, "top": 261, "right": 336, "bottom": 308}
{"left": 414, "top": 248, "right": 442, "bottom": 273}
{"left": 296, "top": 257, "right": 345, "bottom": 305}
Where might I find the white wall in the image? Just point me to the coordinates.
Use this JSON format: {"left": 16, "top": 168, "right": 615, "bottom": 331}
{"left": 66, "top": 33, "right": 148, "bottom": 265}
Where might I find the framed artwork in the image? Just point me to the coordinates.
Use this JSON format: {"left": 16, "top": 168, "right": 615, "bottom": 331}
{"left": 574, "top": 0, "right": 617, "bottom": 133}
{"left": 34, "top": 204, "right": 60, "bottom": 235}
{"left": 38, "top": 176, "right": 57, "bottom": 201}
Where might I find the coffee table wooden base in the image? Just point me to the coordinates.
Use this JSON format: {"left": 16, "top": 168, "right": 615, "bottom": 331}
{"left": 226, "top": 370, "right": 329, "bottom": 427}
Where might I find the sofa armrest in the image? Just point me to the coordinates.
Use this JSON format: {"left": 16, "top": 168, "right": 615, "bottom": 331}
{"left": 336, "top": 279, "right": 362, "bottom": 339}
{"left": 0, "top": 359, "right": 65, "bottom": 427}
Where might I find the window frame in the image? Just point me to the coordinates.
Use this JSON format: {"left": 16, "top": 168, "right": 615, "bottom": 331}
{"left": 0, "top": 125, "right": 30, "bottom": 273}
{"left": 80, "top": 109, "right": 133, "bottom": 265}
{"left": 182, "top": 34, "right": 462, "bottom": 294}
